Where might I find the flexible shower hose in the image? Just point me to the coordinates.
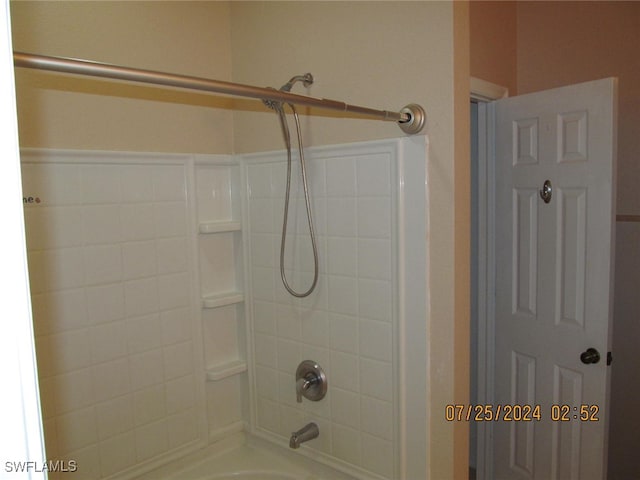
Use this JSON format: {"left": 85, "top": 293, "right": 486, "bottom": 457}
{"left": 275, "top": 104, "right": 319, "bottom": 298}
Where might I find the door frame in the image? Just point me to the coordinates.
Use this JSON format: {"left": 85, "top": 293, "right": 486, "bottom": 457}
{"left": 470, "top": 77, "right": 508, "bottom": 480}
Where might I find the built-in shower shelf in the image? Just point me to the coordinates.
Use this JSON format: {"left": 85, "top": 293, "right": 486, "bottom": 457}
{"left": 202, "top": 291, "right": 244, "bottom": 309}
{"left": 206, "top": 359, "right": 247, "bottom": 381}
{"left": 199, "top": 221, "right": 242, "bottom": 234}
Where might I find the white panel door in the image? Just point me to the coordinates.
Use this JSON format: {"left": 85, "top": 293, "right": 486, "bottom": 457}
{"left": 493, "top": 78, "right": 617, "bottom": 479}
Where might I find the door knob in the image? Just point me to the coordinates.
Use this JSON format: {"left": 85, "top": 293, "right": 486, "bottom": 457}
{"left": 580, "top": 347, "right": 601, "bottom": 364}
{"left": 540, "top": 179, "right": 552, "bottom": 203}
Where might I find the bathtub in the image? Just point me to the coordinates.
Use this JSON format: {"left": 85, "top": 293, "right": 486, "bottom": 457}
{"left": 135, "top": 433, "right": 356, "bottom": 480}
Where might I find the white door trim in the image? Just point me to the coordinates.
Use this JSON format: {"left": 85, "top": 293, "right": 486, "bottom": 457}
{"left": 471, "top": 76, "right": 509, "bottom": 103}
{"left": 471, "top": 76, "right": 506, "bottom": 480}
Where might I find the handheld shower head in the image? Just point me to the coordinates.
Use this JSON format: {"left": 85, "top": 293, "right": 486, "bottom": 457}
{"left": 263, "top": 72, "right": 319, "bottom": 298}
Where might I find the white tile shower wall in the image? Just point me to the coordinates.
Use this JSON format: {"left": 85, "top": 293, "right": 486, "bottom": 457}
{"left": 21, "top": 152, "right": 207, "bottom": 480}
{"left": 244, "top": 142, "right": 400, "bottom": 480}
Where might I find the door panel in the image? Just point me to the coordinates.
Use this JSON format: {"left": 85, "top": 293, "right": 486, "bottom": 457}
{"left": 513, "top": 187, "right": 538, "bottom": 316}
{"left": 511, "top": 351, "right": 536, "bottom": 475}
{"left": 493, "top": 78, "right": 617, "bottom": 479}
{"left": 551, "top": 365, "right": 583, "bottom": 480}
{"left": 555, "top": 187, "right": 586, "bottom": 327}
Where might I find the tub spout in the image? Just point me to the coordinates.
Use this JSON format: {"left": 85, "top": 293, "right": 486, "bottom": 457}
{"left": 289, "top": 422, "right": 319, "bottom": 449}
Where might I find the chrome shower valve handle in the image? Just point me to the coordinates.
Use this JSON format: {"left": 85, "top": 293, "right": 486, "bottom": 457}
{"left": 296, "top": 375, "right": 317, "bottom": 403}
{"left": 295, "top": 360, "right": 327, "bottom": 403}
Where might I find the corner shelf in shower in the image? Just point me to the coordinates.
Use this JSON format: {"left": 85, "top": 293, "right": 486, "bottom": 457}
{"left": 206, "top": 359, "right": 247, "bottom": 382}
{"left": 202, "top": 291, "right": 244, "bottom": 309}
{"left": 199, "top": 221, "right": 242, "bottom": 234}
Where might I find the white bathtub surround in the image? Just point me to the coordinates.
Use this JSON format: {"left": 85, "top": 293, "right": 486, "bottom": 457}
{"left": 20, "top": 137, "right": 428, "bottom": 480}
{"left": 243, "top": 137, "right": 428, "bottom": 480}
{"left": 20, "top": 150, "right": 245, "bottom": 479}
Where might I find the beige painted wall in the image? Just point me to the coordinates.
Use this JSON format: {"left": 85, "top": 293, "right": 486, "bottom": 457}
{"left": 517, "top": 1, "right": 640, "bottom": 215}
{"left": 10, "top": 1, "right": 234, "bottom": 153}
{"left": 229, "top": 2, "right": 450, "bottom": 152}
{"left": 470, "top": 0, "right": 640, "bottom": 213}
{"left": 230, "top": 3, "right": 470, "bottom": 477}
{"left": 452, "top": 5, "right": 471, "bottom": 477}
{"left": 469, "top": 0, "right": 517, "bottom": 94}
{"left": 11, "top": 2, "right": 471, "bottom": 478}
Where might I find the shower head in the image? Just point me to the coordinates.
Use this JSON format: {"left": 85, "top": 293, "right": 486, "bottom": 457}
{"left": 280, "top": 73, "right": 314, "bottom": 93}
{"left": 263, "top": 73, "right": 314, "bottom": 110}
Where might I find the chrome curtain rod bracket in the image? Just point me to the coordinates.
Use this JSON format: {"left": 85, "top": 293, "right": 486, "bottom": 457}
{"left": 398, "top": 104, "right": 426, "bottom": 135}
{"left": 13, "top": 52, "right": 426, "bottom": 135}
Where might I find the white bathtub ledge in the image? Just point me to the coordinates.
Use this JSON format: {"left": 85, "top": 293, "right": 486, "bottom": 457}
{"left": 134, "top": 433, "right": 332, "bottom": 480}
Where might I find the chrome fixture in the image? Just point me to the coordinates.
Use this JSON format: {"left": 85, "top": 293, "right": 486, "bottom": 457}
{"left": 540, "top": 179, "right": 553, "bottom": 204}
{"left": 580, "top": 347, "right": 601, "bottom": 364}
{"left": 289, "top": 422, "right": 319, "bottom": 449}
{"left": 281, "top": 73, "right": 313, "bottom": 92}
{"left": 262, "top": 73, "right": 313, "bottom": 110}
{"left": 265, "top": 74, "right": 319, "bottom": 298}
{"left": 13, "top": 52, "right": 426, "bottom": 134}
{"left": 399, "top": 103, "right": 427, "bottom": 135}
{"left": 295, "top": 360, "right": 327, "bottom": 403}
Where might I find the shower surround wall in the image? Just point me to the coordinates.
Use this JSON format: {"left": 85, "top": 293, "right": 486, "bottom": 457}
{"left": 20, "top": 137, "right": 427, "bottom": 479}
{"left": 20, "top": 150, "right": 247, "bottom": 479}
{"left": 243, "top": 137, "right": 427, "bottom": 480}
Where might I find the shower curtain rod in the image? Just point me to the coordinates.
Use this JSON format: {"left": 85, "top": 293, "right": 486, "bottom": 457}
{"left": 13, "top": 52, "right": 426, "bottom": 135}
